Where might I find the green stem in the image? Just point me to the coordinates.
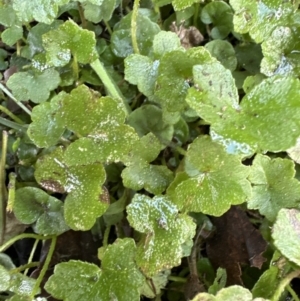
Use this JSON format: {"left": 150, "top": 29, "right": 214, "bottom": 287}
{"left": 90, "top": 59, "right": 131, "bottom": 115}
{"left": 31, "top": 235, "right": 57, "bottom": 298}
{"left": 24, "top": 238, "right": 39, "bottom": 276}
{"left": 0, "top": 116, "right": 27, "bottom": 131}
{"left": 0, "top": 131, "right": 8, "bottom": 245}
{"left": 103, "top": 20, "right": 113, "bottom": 35}
{"left": 103, "top": 226, "right": 111, "bottom": 248}
{"left": 10, "top": 262, "right": 40, "bottom": 274}
{"left": 131, "top": 0, "right": 140, "bottom": 54}
{"left": 193, "top": 3, "right": 200, "bottom": 27}
{"left": 287, "top": 284, "right": 300, "bottom": 301}
{"left": 7, "top": 172, "right": 16, "bottom": 212}
{"left": 0, "top": 83, "right": 31, "bottom": 116}
{"left": 168, "top": 276, "right": 187, "bottom": 283}
{"left": 271, "top": 270, "right": 300, "bottom": 301}
{"left": 0, "top": 105, "right": 25, "bottom": 124}
{"left": 77, "top": 2, "right": 87, "bottom": 29}
{"left": 0, "top": 233, "right": 54, "bottom": 252}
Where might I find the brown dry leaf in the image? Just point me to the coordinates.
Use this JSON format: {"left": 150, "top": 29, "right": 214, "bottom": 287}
{"left": 170, "top": 22, "right": 204, "bottom": 49}
{"left": 206, "top": 206, "right": 267, "bottom": 285}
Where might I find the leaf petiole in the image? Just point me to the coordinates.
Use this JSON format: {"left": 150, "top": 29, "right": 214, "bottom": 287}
{"left": 90, "top": 59, "right": 131, "bottom": 115}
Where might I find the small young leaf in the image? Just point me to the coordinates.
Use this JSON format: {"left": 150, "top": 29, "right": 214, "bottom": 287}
{"left": 124, "top": 54, "right": 159, "bottom": 99}
{"left": 43, "top": 19, "right": 98, "bottom": 67}
{"left": 127, "top": 104, "right": 174, "bottom": 143}
{"left": 6, "top": 69, "right": 61, "bottom": 103}
{"left": 127, "top": 194, "right": 196, "bottom": 276}
{"left": 82, "top": 0, "right": 116, "bottom": 23}
{"left": 205, "top": 40, "right": 237, "bottom": 71}
{"left": 28, "top": 92, "right": 66, "bottom": 147}
{"left": 1, "top": 26, "right": 23, "bottom": 46}
{"left": 172, "top": 0, "right": 199, "bottom": 11}
{"left": 153, "top": 31, "right": 182, "bottom": 58}
{"left": 14, "top": 187, "right": 69, "bottom": 235}
{"left": 272, "top": 208, "right": 300, "bottom": 266}
{"left": 122, "top": 163, "right": 173, "bottom": 194}
{"left": 235, "top": 43, "right": 263, "bottom": 74}
{"left": 170, "top": 136, "right": 251, "bottom": 216}
{"left": 248, "top": 154, "right": 300, "bottom": 222}
{"left": 201, "top": 1, "right": 233, "bottom": 39}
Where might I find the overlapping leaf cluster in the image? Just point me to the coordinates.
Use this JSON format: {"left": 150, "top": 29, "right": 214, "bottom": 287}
{"left": 0, "top": 0, "right": 300, "bottom": 300}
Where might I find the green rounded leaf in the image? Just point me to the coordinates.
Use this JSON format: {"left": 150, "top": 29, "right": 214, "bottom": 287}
{"left": 205, "top": 40, "right": 237, "bottom": 71}
{"left": 35, "top": 147, "right": 108, "bottom": 230}
{"left": 82, "top": 0, "right": 116, "bottom": 23}
{"left": 14, "top": 187, "right": 69, "bottom": 235}
{"left": 6, "top": 69, "right": 60, "bottom": 103}
{"left": 170, "top": 136, "right": 251, "bottom": 216}
{"left": 153, "top": 31, "right": 182, "bottom": 57}
{"left": 12, "top": 0, "right": 68, "bottom": 24}
{"left": 230, "top": 0, "right": 295, "bottom": 43}
{"left": 211, "top": 76, "right": 300, "bottom": 152}
{"left": 64, "top": 124, "right": 139, "bottom": 165}
{"left": 111, "top": 13, "right": 160, "bottom": 58}
{"left": 201, "top": 1, "right": 233, "bottom": 39}
{"left": 58, "top": 85, "right": 125, "bottom": 136}
{"left": 127, "top": 194, "right": 196, "bottom": 276}
{"left": 122, "top": 163, "right": 173, "bottom": 194}
{"left": 124, "top": 54, "right": 159, "bottom": 99}
{"left": 45, "top": 239, "right": 144, "bottom": 301}
{"left": 127, "top": 104, "right": 174, "bottom": 143}
{"left": 43, "top": 19, "right": 98, "bottom": 67}
{"left": 27, "top": 92, "right": 66, "bottom": 147}
{"left": 1, "top": 26, "right": 23, "bottom": 46}
{"left": 248, "top": 154, "right": 300, "bottom": 222}
{"left": 261, "top": 26, "right": 300, "bottom": 77}
{"left": 272, "top": 208, "right": 300, "bottom": 266}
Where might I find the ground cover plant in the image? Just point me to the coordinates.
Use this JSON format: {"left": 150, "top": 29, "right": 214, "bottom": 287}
{"left": 0, "top": 0, "right": 300, "bottom": 300}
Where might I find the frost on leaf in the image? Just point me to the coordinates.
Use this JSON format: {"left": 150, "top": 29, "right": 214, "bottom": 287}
{"left": 169, "top": 136, "right": 251, "bottom": 216}
{"left": 272, "top": 208, "right": 300, "bottom": 267}
{"left": 230, "top": 0, "right": 295, "bottom": 43}
{"left": 35, "top": 147, "right": 108, "bottom": 230}
{"left": 12, "top": 0, "right": 68, "bottom": 24}
{"left": 6, "top": 69, "right": 60, "bottom": 103}
{"left": 261, "top": 26, "right": 300, "bottom": 77}
{"left": 127, "top": 194, "right": 196, "bottom": 276}
{"left": 192, "top": 285, "right": 270, "bottom": 301}
{"left": 43, "top": 19, "right": 98, "bottom": 67}
{"left": 248, "top": 154, "right": 300, "bottom": 222}
{"left": 209, "top": 76, "right": 300, "bottom": 152}
{"left": 45, "top": 239, "right": 144, "bottom": 301}
{"left": 186, "top": 59, "right": 239, "bottom": 125}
